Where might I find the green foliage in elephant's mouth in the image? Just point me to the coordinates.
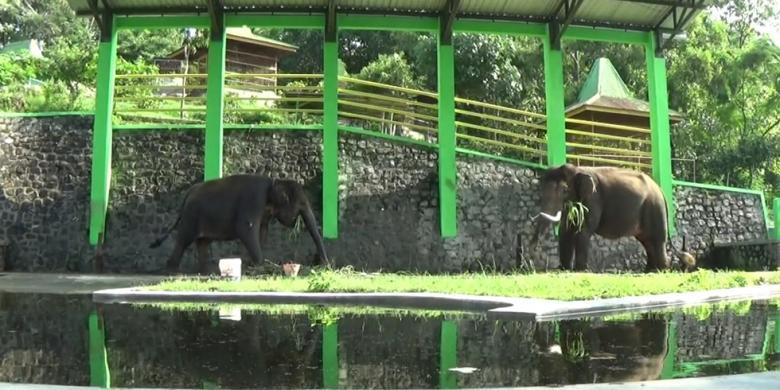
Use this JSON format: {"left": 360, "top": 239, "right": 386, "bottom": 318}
{"left": 565, "top": 201, "right": 589, "bottom": 232}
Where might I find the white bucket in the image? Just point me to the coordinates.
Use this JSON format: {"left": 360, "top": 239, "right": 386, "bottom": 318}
{"left": 219, "top": 258, "right": 242, "bottom": 281}
{"left": 219, "top": 306, "right": 242, "bottom": 321}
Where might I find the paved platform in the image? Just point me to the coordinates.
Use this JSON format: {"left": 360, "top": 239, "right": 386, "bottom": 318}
{"left": 0, "top": 272, "right": 166, "bottom": 295}
{"left": 1, "top": 371, "right": 779, "bottom": 389}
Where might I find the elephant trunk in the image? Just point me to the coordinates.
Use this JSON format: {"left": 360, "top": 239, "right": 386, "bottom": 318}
{"left": 301, "top": 203, "right": 329, "bottom": 266}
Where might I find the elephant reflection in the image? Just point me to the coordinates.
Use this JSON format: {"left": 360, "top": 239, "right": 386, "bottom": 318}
{"left": 537, "top": 315, "right": 670, "bottom": 385}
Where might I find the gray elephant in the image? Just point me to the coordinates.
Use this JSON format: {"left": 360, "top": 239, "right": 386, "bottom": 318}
{"left": 150, "top": 174, "right": 328, "bottom": 274}
{"left": 532, "top": 163, "right": 692, "bottom": 272}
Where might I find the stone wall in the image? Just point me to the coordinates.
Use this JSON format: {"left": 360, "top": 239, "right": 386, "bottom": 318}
{"left": 674, "top": 185, "right": 768, "bottom": 262}
{"left": 0, "top": 116, "right": 770, "bottom": 273}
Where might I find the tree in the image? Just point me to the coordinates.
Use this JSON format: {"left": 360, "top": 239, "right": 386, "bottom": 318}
{"left": 667, "top": 7, "right": 780, "bottom": 197}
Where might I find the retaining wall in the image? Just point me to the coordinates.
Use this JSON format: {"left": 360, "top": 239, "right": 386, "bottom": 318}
{"left": 0, "top": 116, "right": 769, "bottom": 273}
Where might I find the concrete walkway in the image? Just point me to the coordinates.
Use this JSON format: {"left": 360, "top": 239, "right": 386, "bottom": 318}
{"left": 0, "top": 272, "right": 166, "bottom": 295}
{"left": 519, "top": 371, "right": 780, "bottom": 389}
{"left": 1, "top": 371, "right": 779, "bottom": 389}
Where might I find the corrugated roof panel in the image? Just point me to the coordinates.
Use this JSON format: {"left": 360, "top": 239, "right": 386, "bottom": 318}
{"left": 225, "top": 0, "right": 328, "bottom": 10}
{"left": 577, "top": 1, "right": 669, "bottom": 28}
{"left": 66, "top": 0, "right": 708, "bottom": 33}
{"left": 338, "top": 0, "right": 445, "bottom": 13}
{"left": 460, "top": 0, "right": 557, "bottom": 18}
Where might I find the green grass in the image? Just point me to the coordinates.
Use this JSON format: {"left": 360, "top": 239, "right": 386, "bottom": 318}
{"left": 143, "top": 268, "right": 780, "bottom": 301}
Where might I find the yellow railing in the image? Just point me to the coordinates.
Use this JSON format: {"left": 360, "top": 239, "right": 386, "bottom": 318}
{"left": 454, "top": 97, "right": 547, "bottom": 164}
{"left": 564, "top": 117, "right": 652, "bottom": 171}
{"left": 112, "top": 71, "right": 655, "bottom": 171}
{"left": 338, "top": 76, "right": 439, "bottom": 141}
{"left": 223, "top": 73, "right": 324, "bottom": 125}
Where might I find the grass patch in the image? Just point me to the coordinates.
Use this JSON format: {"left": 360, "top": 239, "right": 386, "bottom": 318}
{"left": 143, "top": 268, "right": 780, "bottom": 301}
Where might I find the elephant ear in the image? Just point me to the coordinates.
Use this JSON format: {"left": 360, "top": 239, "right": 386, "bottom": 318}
{"left": 270, "top": 182, "right": 291, "bottom": 207}
{"left": 573, "top": 172, "right": 597, "bottom": 201}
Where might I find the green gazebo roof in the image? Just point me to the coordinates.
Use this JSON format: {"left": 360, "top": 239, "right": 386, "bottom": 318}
{"left": 566, "top": 57, "right": 683, "bottom": 121}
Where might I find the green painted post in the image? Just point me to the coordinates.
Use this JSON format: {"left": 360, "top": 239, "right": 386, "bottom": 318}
{"left": 660, "top": 319, "right": 678, "bottom": 379}
{"left": 543, "top": 25, "right": 567, "bottom": 167}
{"left": 88, "top": 310, "right": 110, "bottom": 388}
{"left": 204, "top": 24, "right": 227, "bottom": 181}
{"left": 323, "top": 38, "right": 339, "bottom": 239}
{"left": 773, "top": 198, "right": 780, "bottom": 240}
{"left": 439, "top": 320, "right": 458, "bottom": 389}
{"left": 322, "top": 322, "right": 339, "bottom": 389}
{"left": 88, "top": 16, "right": 118, "bottom": 246}
{"left": 646, "top": 34, "right": 676, "bottom": 234}
{"left": 437, "top": 30, "right": 457, "bottom": 237}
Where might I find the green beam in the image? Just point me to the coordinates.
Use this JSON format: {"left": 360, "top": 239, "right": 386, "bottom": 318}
{"left": 563, "top": 26, "right": 648, "bottom": 45}
{"left": 774, "top": 198, "right": 780, "bottom": 240}
{"left": 115, "top": 16, "right": 210, "bottom": 30}
{"left": 439, "top": 320, "right": 458, "bottom": 389}
{"left": 225, "top": 14, "right": 325, "bottom": 29}
{"left": 322, "top": 38, "right": 339, "bottom": 239}
{"left": 452, "top": 19, "right": 545, "bottom": 36}
{"left": 339, "top": 15, "right": 438, "bottom": 31}
{"left": 322, "top": 322, "right": 339, "bottom": 389}
{"left": 543, "top": 24, "right": 567, "bottom": 167}
{"left": 88, "top": 17, "right": 118, "bottom": 246}
{"left": 88, "top": 310, "right": 110, "bottom": 388}
{"left": 437, "top": 29, "right": 458, "bottom": 238}
{"left": 204, "top": 27, "right": 227, "bottom": 181}
{"left": 646, "top": 33, "right": 676, "bottom": 235}
{"left": 660, "top": 319, "right": 678, "bottom": 379}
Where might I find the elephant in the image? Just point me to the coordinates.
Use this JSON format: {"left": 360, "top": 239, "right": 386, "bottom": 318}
{"left": 531, "top": 163, "right": 693, "bottom": 272}
{"left": 149, "top": 174, "right": 329, "bottom": 274}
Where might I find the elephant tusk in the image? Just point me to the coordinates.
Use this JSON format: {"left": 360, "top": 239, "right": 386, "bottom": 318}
{"left": 538, "top": 211, "right": 562, "bottom": 223}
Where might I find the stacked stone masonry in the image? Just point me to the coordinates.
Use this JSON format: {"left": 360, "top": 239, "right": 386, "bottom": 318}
{"left": 0, "top": 116, "right": 769, "bottom": 272}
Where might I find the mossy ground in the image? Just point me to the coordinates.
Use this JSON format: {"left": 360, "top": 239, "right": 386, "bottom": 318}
{"left": 143, "top": 268, "right": 780, "bottom": 301}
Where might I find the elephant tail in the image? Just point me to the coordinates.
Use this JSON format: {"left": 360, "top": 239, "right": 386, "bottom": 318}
{"left": 149, "top": 214, "right": 181, "bottom": 249}
{"left": 149, "top": 183, "right": 196, "bottom": 249}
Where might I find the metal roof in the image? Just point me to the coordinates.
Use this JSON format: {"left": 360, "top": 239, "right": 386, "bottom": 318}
{"left": 67, "top": 1, "right": 709, "bottom": 32}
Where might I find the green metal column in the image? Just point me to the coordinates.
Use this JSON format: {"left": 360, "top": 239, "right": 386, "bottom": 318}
{"left": 543, "top": 25, "right": 567, "bottom": 167}
{"left": 323, "top": 37, "right": 339, "bottom": 239}
{"left": 88, "top": 15, "right": 117, "bottom": 245}
{"left": 204, "top": 19, "right": 227, "bottom": 181}
{"left": 437, "top": 29, "right": 457, "bottom": 237}
{"left": 773, "top": 198, "right": 780, "bottom": 240}
{"left": 660, "top": 319, "right": 678, "bottom": 379}
{"left": 439, "top": 320, "right": 458, "bottom": 389}
{"left": 88, "top": 310, "right": 110, "bottom": 388}
{"left": 322, "top": 322, "right": 339, "bottom": 389}
{"left": 646, "top": 33, "right": 676, "bottom": 234}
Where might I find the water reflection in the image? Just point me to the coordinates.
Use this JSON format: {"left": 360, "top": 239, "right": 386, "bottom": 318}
{"left": 0, "top": 293, "right": 778, "bottom": 389}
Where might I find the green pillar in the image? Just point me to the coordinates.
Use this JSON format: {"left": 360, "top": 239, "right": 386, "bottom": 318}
{"left": 88, "top": 310, "right": 110, "bottom": 388}
{"left": 660, "top": 319, "right": 678, "bottom": 379}
{"left": 543, "top": 26, "right": 567, "bottom": 167}
{"left": 88, "top": 15, "right": 117, "bottom": 246}
{"left": 323, "top": 37, "right": 339, "bottom": 239}
{"left": 646, "top": 34, "right": 676, "bottom": 234}
{"left": 773, "top": 198, "right": 780, "bottom": 240}
{"left": 322, "top": 322, "right": 339, "bottom": 389}
{"left": 437, "top": 30, "right": 457, "bottom": 237}
{"left": 439, "top": 320, "right": 458, "bottom": 389}
{"left": 204, "top": 24, "right": 227, "bottom": 181}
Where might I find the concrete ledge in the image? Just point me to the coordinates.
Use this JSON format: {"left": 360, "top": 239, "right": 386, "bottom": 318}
{"left": 92, "top": 284, "right": 780, "bottom": 321}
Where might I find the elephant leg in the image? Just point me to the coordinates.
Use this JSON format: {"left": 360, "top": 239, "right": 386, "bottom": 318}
{"left": 165, "top": 215, "right": 198, "bottom": 274}
{"left": 573, "top": 232, "right": 592, "bottom": 271}
{"left": 638, "top": 237, "right": 668, "bottom": 272}
{"left": 196, "top": 239, "right": 211, "bottom": 275}
{"left": 558, "top": 227, "right": 575, "bottom": 271}
{"left": 237, "top": 221, "right": 263, "bottom": 267}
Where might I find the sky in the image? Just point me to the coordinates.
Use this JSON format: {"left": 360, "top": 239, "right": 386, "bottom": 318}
{"left": 707, "top": 4, "right": 780, "bottom": 46}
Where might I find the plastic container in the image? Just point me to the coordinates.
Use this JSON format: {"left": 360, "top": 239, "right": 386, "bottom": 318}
{"left": 219, "top": 258, "right": 242, "bottom": 281}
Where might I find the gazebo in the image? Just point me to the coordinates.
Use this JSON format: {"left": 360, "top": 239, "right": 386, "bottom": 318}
{"left": 64, "top": 0, "right": 708, "bottom": 248}
{"left": 565, "top": 56, "right": 685, "bottom": 170}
